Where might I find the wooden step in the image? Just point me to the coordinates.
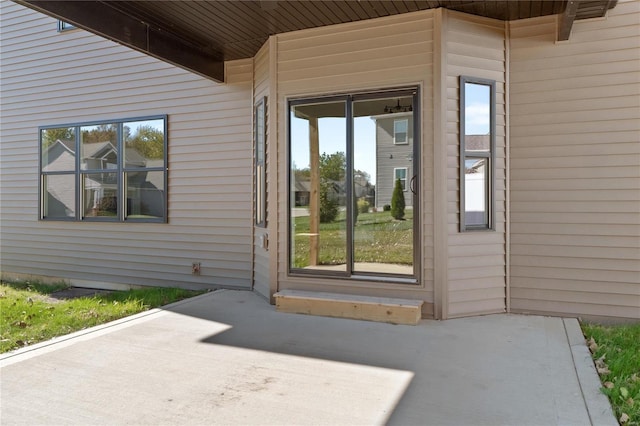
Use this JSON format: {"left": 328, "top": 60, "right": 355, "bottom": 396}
{"left": 274, "top": 290, "right": 424, "bottom": 325}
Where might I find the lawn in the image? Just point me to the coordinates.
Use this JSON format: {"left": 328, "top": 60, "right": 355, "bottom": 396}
{"left": 292, "top": 209, "right": 414, "bottom": 268}
{"left": 0, "top": 280, "right": 203, "bottom": 353}
{"left": 581, "top": 322, "right": 640, "bottom": 425}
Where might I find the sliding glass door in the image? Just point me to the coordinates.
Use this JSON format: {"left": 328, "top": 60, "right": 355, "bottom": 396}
{"left": 289, "top": 88, "right": 419, "bottom": 281}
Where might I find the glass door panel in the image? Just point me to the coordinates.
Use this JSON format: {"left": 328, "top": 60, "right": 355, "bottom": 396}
{"left": 290, "top": 101, "right": 347, "bottom": 272}
{"left": 352, "top": 96, "right": 414, "bottom": 276}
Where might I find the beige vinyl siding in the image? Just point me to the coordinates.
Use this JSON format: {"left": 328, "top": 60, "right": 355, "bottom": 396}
{"left": 275, "top": 11, "right": 436, "bottom": 316}
{"left": 0, "top": 2, "right": 253, "bottom": 290}
{"left": 445, "top": 11, "right": 507, "bottom": 318}
{"left": 509, "top": 1, "right": 640, "bottom": 320}
{"left": 253, "top": 41, "right": 271, "bottom": 299}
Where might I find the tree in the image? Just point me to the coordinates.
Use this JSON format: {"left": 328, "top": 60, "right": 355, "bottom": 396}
{"left": 391, "top": 178, "right": 406, "bottom": 220}
{"left": 125, "top": 125, "right": 164, "bottom": 159}
{"left": 318, "top": 152, "right": 346, "bottom": 223}
{"left": 81, "top": 124, "right": 117, "bottom": 144}
{"left": 41, "top": 127, "right": 74, "bottom": 148}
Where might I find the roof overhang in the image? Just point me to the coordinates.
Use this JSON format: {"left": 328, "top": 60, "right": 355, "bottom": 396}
{"left": 14, "top": 0, "right": 618, "bottom": 83}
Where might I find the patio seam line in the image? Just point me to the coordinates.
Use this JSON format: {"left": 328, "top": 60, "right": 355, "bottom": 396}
{"left": 562, "top": 317, "right": 618, "bottom": 426}
{"left": 0, "top": 289, "right": 223, "bottom": 363}
{"left": 563, "top": 317, "right": 595, "bottom": 426}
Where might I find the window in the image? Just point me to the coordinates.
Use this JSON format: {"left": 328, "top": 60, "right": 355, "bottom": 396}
{"left": 289, "top": 88, "right": 419, "bottom": 280}
{"left": 57, "top": 21, "right": 76, "bottom": 32}
{"left": 394, "top": 167, "right": 408, "bottom": 191}
{"left": 255, "top": 97, "right": 267, "bottom": 227}
{"left": 40, "top": 116, "right": 167, "bottom": 222}
{"left": 460, "top": 76, "right": 495, "bottom": 231}
{"left": 394, "top": 119, "right": 408, "bottom": 144}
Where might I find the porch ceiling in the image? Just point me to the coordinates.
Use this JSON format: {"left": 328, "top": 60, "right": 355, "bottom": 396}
{"left": 15, "top": 0, "right": 617, "bottom": 82}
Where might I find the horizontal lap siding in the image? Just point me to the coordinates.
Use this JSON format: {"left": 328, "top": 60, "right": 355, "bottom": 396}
{"left": 446, "top": 12, "right": 507, "bottom": 318}
{"left": 275, "top": 12, "right": 435, "bottom": 315}
{"left": 509, "top": 2, "right": 640, "bottom": 320}
{"left": 0, "top": 3, "right": 253, "bottom": 290}
{"left": 253, "top": 42, "right": 271, "bottom": 299}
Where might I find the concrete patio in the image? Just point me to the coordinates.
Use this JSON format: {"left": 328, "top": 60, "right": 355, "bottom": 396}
{"left": 0, "top": 289, "right": 616, "bottom": 425}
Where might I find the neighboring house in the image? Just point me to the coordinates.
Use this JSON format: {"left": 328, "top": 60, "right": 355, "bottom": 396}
{"left": 1, "top": 0, "right": 638, "bottom": 321}
{"left": 373, "top": 112, "right": 414, "bottom": 209}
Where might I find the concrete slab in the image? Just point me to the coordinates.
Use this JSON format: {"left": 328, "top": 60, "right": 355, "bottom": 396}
{"left": 0, "top": 290, "right": 615, "bottom": 425}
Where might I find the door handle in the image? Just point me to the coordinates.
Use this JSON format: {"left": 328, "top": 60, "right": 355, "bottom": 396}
{"left": 410, "top": 175, "right": 417, "bottom": 195}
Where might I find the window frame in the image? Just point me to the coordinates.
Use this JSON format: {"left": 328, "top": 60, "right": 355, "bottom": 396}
{"left": 39, "top": 115, "right": 168, "bottom": 223}
{"left": 286, "top": 87, "right": 421, "bottom": 283}
{"left": 459, "top": 76, "right": 496, "bottom": 232}
{"left": 254, "top": 97, "right": 267, "bottom": 228}
{"left": 394, "top": 167, "right": 408, "bottom": 192}
{"left": 393, "top": 118, "right": 409, "bottom": 145}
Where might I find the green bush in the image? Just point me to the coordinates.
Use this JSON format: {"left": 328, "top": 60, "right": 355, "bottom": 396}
{"left": 319, "top": 182, "right": 339, "bottom": 223}
{"left": 357, "top": 198, "right": 370, "bottom": 214}
{"left": 383, "top": 204, "right": 391, "bottom": 212}
{"left": 391, "top": 178, "right": 406, "bottom": 220}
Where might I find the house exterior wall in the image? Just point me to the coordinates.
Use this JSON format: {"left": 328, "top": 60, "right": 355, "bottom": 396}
{"left": 374, "top": 114, "right": 414, "bottom": 209}
{"left": 509, "top": 2, "right": 640, "bottom": 320}
{"left": 274, "top": 11, "right": 436, "bottom": 317}
{"left": 252, "top": 41, "right": 271, "bottom": 300}
{"left": 0, "top": 1, "right": 254, "bottom": 290}
{"left": 444, "top": 11, "right": 508, "bottom": 318}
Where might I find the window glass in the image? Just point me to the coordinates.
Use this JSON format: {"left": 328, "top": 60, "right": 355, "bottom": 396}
{"left": 43, "top": 174, "right": 75, "bottom": 218}
{"left": 394, "top": 167, "right": 408, "bottom": 191}
{"left": 39, "top": 116, "right": 167, "bottom": 222}
{"left": 41, "top": 127, "right": 75, "bottom": 171}
{"left": 394, "top": 119, "right": 408, "bottom": 144}
{"left": 464, "top": 158, "right": 487, "bottom": 226}
{"left": 81, "top": 124, "right": 118, "bottom": 171}
{"left": 123, "top": 119, "right": 165, "bottom": 168}
{"left": 83, "top": 173, "right": 118, "bottom": 218}
{"left": 126, "top": 171, "right": 165, "bottom": 218}
{"left": 290, "top": 100, "right": 347, "bottom": 272}
{"left": 255, "top": 99, "right": 267, "bottom": 227}
{"left": 460, "top": 77, "right": 494, "bottom": 231}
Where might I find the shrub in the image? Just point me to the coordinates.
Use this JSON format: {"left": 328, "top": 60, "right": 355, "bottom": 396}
{"left": 357, "top": 198, "right": 370, "bottom": 214}
{"left": 319, "top": 182, "right": 339, "bottom": 223}
{"left": 383, "top": 204, "right": 391, "bottom": 212}
{"left": 391, "top": 178, "right": 405, "bottom": 220}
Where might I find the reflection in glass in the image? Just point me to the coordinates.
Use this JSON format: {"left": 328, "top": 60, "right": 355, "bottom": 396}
{"left": 83, "top": 173, "right": 118, "bottom": 218}
{"left": 43, "top": 174, "right": 75, "bottom": 218}
{"left": 464, "top": 158, "right": 487, "bottom": 226}
{"left": 123, "top": 119, "right": 165, "bottom": 168}
{"left": 290, "top": 101, "right": 347, "bottom": 271}
{"left": 126, "top": 171, "right": 164, "bottom": 218}
{"left": 41, "top": 127, "right": 76, "bottom": 171}
{"left": 353, "top": 96, "right": 414, "bottom": 276}
{"left": 81, "top": 123, "right": 118, "bottom": 170}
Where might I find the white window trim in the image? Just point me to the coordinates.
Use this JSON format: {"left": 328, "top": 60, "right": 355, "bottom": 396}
{"left": 394, "top": 167, "right": 408, "bottom": 192}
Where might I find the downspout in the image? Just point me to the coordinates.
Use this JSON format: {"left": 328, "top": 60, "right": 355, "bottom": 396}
{"left": 505, "top": 21, "right": 511, "bottom": 313}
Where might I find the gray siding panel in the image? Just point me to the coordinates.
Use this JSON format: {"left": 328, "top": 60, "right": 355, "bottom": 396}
{"left": 0, "top": 2, "right": 253, "bottom": 290}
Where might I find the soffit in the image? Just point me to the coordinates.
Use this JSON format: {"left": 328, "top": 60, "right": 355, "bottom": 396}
{"left": 15, "top": 0, "right": 618, "bottom": 82}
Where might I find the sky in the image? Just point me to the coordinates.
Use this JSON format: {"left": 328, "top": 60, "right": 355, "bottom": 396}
{"left": 290, "top": 87, "right": 490, "bottom": 186}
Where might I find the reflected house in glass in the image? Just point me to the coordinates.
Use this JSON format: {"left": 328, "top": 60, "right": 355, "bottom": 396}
{"left": 372, "top": 112, "right": 414, "bottom": 209}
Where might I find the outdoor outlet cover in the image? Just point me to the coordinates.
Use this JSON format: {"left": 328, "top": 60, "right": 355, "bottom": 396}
{"left": 192, "top": 262, "right": 201, "bottom": 275}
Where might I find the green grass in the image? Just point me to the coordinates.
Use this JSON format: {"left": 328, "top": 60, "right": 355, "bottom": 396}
{"left": 292, "top": 210, "right": 414, "bottom": 268}
{"left": 0, "top": 280, "right": 204, "bottom": 353}
{"left": 581, "top": 322, "right": 640, "bottom": 425}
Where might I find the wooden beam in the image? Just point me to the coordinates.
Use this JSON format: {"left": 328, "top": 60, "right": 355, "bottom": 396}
{"left": 558, "top": 0, "right": 580, "bottom": 41}
{"left": 16, "top": 0, "right": 225, "bottom": 82}
{"left": 308, "top": 117, "right": 320, "bottom": 266}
